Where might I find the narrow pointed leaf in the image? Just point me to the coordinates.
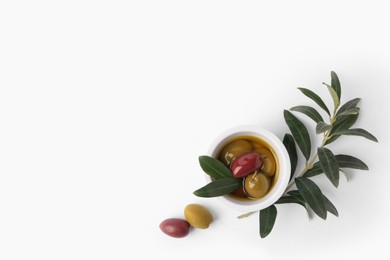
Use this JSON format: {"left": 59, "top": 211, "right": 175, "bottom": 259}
{"left": 303, "top": 162, "right": 323, "bottom": 177}
{"left": 285, "top": 191, "right": 310, "bottom": 219}
{"left": 323, "top": 82, "right": 340, "bottom": 109}
{"left": 326, "top": 114, "right": 359, "bottom": 145}
{"left": 324, "top": 134, "right": 340, "bottom": 145}
{"left": 284, "top": 110, "right": 311, "bottom": 161}
{"left": 198, "top": 155, "right": 233, "bottom": 179}
{"left": 283, "top": 134, "right": 298, "bottom": 181}
{"left": 259, "top": 205, "right": 277, "bottom": 238}
{"left": 298, "top": 87, "right": 330, "bottom": 116}
{"left": 318, "top": 147, "right": 340, "bottom": 187}
{"left": 336, "top": 107, "right": 360, "bottom": 117}
{"left": 335, "top": 154, "right": 369, "bottom": 170}
{"left": 323, "top": 194, "right": 339, "bottom": 217}
{"left": 290, "top": 105, "right": 324, "bottom": 123}
{"left": 331, "top": 114, "right": 359, "bottom": 133}
{"left": 193, "top": 178, "right": 242, "bottom": 197}
{"left": 296, "top": 177, "right": 327, "bottom": 220}
{"left": 237, "top": 211, "right": 257, "bottom": 219}
{"left": 316, "top": 122, "right": 332, "bottom": 134}
{"left": 305, "top": 155, "right": 369, "bottom": 178}
{"left": 331, "top": 71, "right": 341, "bottom": 100}
{"left": 287, "top": 190, "right": 306, "bottom": 204}
{"left": 275, "top": 195, "right": 306, "bottom": 208}
{"left": 336, "top": 98, "right": 361, "bottom": 116}
{"left": 332, "top": 128, "right": 378, "bottom": 142}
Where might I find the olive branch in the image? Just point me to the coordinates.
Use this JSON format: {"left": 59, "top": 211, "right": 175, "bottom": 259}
{"left": 239, "top": 71, "right": 378, "bottom": 238}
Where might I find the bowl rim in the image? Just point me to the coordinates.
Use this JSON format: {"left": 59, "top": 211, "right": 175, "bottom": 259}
{"left": 205, "top": 125, "right": 291, "bottom": 212}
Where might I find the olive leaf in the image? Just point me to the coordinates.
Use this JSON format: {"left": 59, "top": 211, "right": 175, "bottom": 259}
{"left": 335, "top": 154, "right": 369, "bottom": 170}
{"left": 336, "top": 107, "right": 360, "bottom": 117}
{"left": 298, "top": 87, "right": 330, "bottom": 116}
{"left": 304, "top": 154, "right": 369, "bottom": 178}
{"left": 336, "top": 98, "right": 361, "bottom": 116}
{"left": 296, "top": 177, "right": 327, "bottom": 220}
{"left": 287, "top": 190, "right": 306, "bottom": 204}
{"left": 325, "top": 114, "right": 359, "bottom": 145}
{"left": 323, "top": 82, "right": 340, "bottom": 109}
{"left": 331, "top": 71, "right": 341, "bottom": 101}
{"left": 289, "top": 190, "right": 337, "bottom": 217}
{"left": 331, "top": 114, "right": 359, "bottom": 134}
{"left": 324, "top": 135, "right": 339, "bottom": 146}
{"left": 282, "top": 133, "right": 298, "bottom": 181}
{"left": 318, "top": 147, "right": 340, "bottom": 187}
{"left": 193, "top": 178, "right": 242, "bottom": 197}
{"left": 332, "top": 128, "right": 378, "bottom": 142}
{"left": 259, "top": 205, "right": 277, "bottom": 238}
{"left": 275, "top": 195, "right": 306, "bottom": 208}
{"left": 290, "top": 105, "right": 324, "bottom": 123}
{"left": 323, "top": 194, "right": 339, "bottom": 217}
{"left": 316, "top": 122, "right": 332, "bottom": 134}
{"left": 198, "top": 155, "right": 233, "bottom": 179}
{"left": 284, "top": 110, "right": 311, "bottom": 161}
{"left": 303, "top": 162, "right": 323, "bottom": 177}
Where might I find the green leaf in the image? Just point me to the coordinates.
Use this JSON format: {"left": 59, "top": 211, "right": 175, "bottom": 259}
{"left": 259, "top": 205, "right": 277, "bottom": 238}
{"left": 282, "top": 134, "right": 298, "bottom": 181}
{"left": 298, "top": 87, "right": 331, "bottom": 116}
{"left": 288, "top": 190, "right": 332, "bottom": 218}
{"left": 287, "top": 190, "right": 306, "bottom": 204}
{"left": 316, "top": 122, "right": 332, "bottom": 134}
{"left": 296, "top": 177, "right": 327, "bottom": 220}
{"left": 323, "top": 82, "right": 340, "bottom": 109}
{"left": 326, "top": 114, "right": 359, "bottom": 145}
{"left": 305, "top": 154, "right": 368, "bottom": 178}
{"left": 275, "top": 195, "right": 305, "bottom": 208}
{"left": 331, "top": 114, "right": 359, "bottom": 133}
{"left": 318, "top": 147, "right": 340, "bottom": 187}
{"left": 290, "top": 105, "right": 324, "bottom": 123}
{"left": 284, "top": 110, "right": 312, "bottom": 161}
{"left": 198, "top": 155, "right": 233, "bottom": 179}
{"left": 324, "top": 135, "right": 340, "bottom": 145}
{"left": 323, "top": 194, "right": 339, "bottom": 217}
{"left": 303, "top": 162, "right": 323, "bottom": 177}
{"left": 288, "top": 190, "right": 336, "bottom": 217}
{"left": 335, "top": 154, "right": 369, "bottom": 170}
{"left": 193, "top": 178, "right": 242, "bottom": 197}
{"left": 332, "top": 128, "right": 378, "bottom": 142}
{"left": 336, "top": 98, "right": 361, "bottom": 116}
{"left": 336, "top": 107, "right": 360, "bottom": 117}
{"left": 331, "top": 71, "right": 341, "bottom": 100}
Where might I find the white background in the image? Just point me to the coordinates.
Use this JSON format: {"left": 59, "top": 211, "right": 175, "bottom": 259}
{"left": 1, "top": 1, "right": 390, "bottom": 259}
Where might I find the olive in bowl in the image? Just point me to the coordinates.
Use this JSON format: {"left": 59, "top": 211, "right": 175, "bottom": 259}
{"left": 206, "top": 125, "right": 291, "bottom": 212}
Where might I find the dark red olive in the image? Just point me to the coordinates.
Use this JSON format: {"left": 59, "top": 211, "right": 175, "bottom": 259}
{"left": 159, "top": 218, "right": 190, "bottom": 238}
{"left": 231, "top": 152, "right": 263, "bottom": 178}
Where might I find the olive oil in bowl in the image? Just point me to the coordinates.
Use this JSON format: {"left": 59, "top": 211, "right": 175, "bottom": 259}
{"left": 217, "top": 135, "right": 279, "bottom": 201}
{"left": 206, "top": 125, "right": 290, "bottom": 212}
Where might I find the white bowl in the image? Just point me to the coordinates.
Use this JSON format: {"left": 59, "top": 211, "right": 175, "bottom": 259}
{"left": 206, "top": 125, "right": 291, "bottom": 212}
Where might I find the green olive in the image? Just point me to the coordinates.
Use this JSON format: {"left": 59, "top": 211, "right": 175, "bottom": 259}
{"left": 218, "top": 139, "right": 252, "bottom": 166}
{"left": 184, "top": 204, "right": 213, "bottom": 229}
{"left": 250, "top": 141, "right": 264, "bottom": 149}
{"left": 254, "top": 148, "right": 276, "bottom": 176}
{"left": 244, "top": 172, "right": 270, "bottom": 199}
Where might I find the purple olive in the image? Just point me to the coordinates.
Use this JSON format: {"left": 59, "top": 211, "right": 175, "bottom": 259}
{"left": 159, "top": 218, "right": 190, "bottom": 238}
{"left": 231, "top": 152, "right": 263, "bottom": 178}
